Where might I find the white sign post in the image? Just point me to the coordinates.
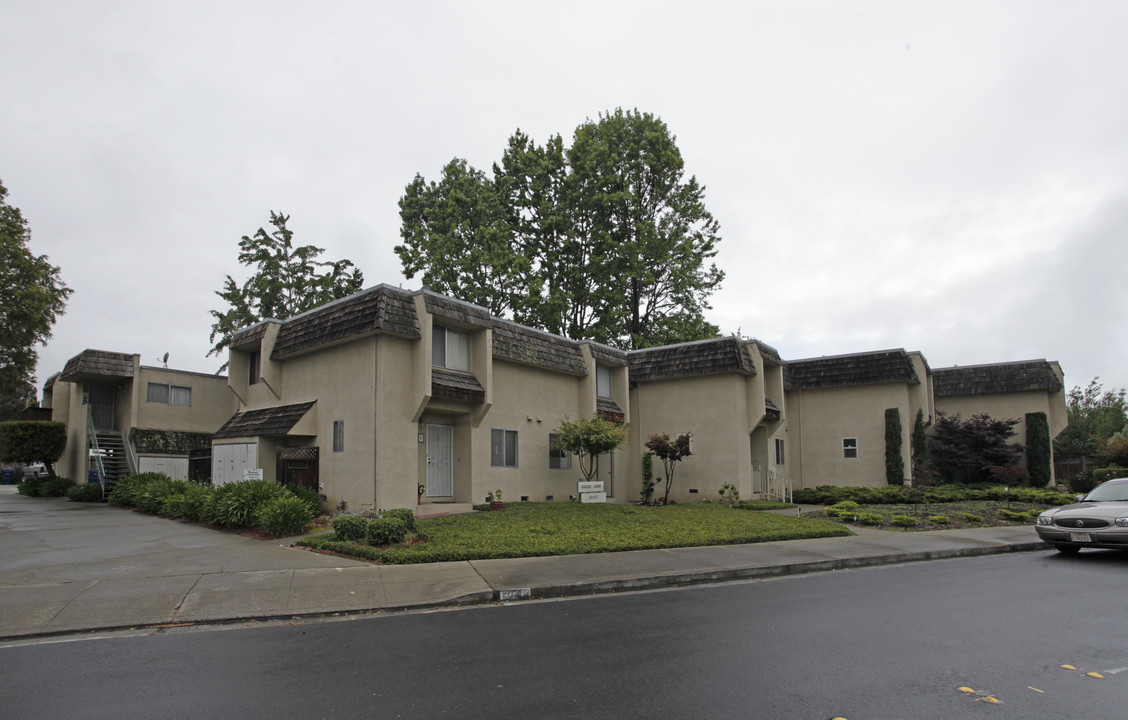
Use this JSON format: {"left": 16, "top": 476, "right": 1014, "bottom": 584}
{"left": 578, "top": 480, "right": 606, "bottom": 503}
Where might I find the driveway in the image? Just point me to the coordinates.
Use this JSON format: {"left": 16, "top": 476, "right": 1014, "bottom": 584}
{"left": 0, "top": 487, "right": 487, "bottom": 638}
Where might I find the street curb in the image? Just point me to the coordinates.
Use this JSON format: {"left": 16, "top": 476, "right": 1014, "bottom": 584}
{"left": 489, "top": 540, "right": 1051, "bottom": 602}
{"left": 1, "top": 541, "right": 1049, "bottom": 642}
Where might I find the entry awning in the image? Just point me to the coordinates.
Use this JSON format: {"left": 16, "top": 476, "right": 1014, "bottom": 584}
{"left": 214, "top": 401, "right": 316, "bottom": 439}
{"left": 432, "top": 368, "right": 485, "bottom": 403}
{"left": 597, "top": 398, "right": 624, "bottom": 424}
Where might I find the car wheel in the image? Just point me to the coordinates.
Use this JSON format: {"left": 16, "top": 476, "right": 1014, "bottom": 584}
{"left": 1053, "top": 544, "right": 1081, "bottom": 555}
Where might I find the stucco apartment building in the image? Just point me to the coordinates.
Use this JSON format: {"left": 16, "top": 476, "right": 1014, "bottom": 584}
{"left": 206, "top": 285, "right": 1067, "bottom": 511}
{"left": 44, "top": 350, "right": 237, "bottom": 483}
{"left": 43, "top": 285, "right": 1067, "bottom": 509}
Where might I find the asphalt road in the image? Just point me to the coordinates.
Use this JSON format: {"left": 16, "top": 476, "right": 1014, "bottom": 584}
{"left": 3, "top": 549, "right": 1126, "bottom": 719}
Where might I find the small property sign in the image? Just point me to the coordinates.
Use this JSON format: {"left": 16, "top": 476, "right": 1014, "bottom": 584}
{"left": 577, "top": 480, "right": 604, "bottom": 493}
{"left": 244, "top": 468, "right": 264, "bottom": 481}
{"left": 580, "top": 491, "right": 607, "bottom": 504}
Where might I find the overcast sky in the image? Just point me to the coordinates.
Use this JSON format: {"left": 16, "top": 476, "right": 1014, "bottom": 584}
{"left": 3, "top": 1, "right": 1126, "bottom": 398}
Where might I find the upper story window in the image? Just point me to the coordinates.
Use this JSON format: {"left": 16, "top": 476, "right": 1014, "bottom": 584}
{"left": 842, "top": 438, "right": 858, "bottom": 459}
{"left": 775, "top": 438, "right": 785, "bottom": 465}
{"left": 433, "top": 326, "right": 471, "bottom": 372}
{"left": 147, "top": 383, "right": 191, "bottom": 406}
{"left": 249, "top": 351, "right": 261, "bottom": 385}
{"left": 596, "top": 365, "right": 612, "bottom": 399}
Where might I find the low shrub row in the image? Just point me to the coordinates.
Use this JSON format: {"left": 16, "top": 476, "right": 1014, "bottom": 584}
{"left": 330, "top": 508, "right": 417, "bottom": 546}
{"left": 17, "top": 476, "right": 75, "bottom": 497}
{"left": 66, "top": 483, "right": 104, "bottom": 502}
{"left": 105, "top": 473, "right": 321, "bottom": 537}
{"left": 793, "top": 484, "right": 1073, "bottom": 507}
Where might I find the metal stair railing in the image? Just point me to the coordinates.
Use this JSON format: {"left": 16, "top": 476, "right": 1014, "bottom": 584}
{"left": 88, "top": 414, "right": 109, "bottom": 500}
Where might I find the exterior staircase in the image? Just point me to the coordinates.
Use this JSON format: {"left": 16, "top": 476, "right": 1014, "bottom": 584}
{"left": 91, "top": 430, "right": 132, "bottom": 496}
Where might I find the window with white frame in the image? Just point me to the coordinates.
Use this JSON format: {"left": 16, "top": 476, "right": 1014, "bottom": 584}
{"left": 147, "top": 383, "right": 191, "bottom": 406}
{"left": 549, "top": 433, "right": 571, "bottom": 469}
{"left": 842, "top": 438, "right": 858, "bottom": 459}
{"left": 775, "top": 438, "right": 785, "bottom": 465}
{"left": 333, "top": 421, "right": 344, "bottom": 453}
{"left": 433, "top": 326, "right": 471, "bottom": 371}
{"left": 596, "top": 365, "right": 612, "bottom": 399}
{"left": 491, "top": 429, "right": 518, "bottom": 467}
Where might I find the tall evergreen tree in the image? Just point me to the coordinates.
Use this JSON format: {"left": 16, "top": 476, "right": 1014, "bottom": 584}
{"left": 209, "top": 212, "right": 364, "bottom": 370}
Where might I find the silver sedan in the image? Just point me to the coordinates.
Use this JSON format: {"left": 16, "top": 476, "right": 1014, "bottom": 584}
{"left": 1036, "top": 477, "right": 1128, "bottom": 554}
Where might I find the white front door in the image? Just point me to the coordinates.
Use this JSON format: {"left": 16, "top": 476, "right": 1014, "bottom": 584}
{"left": 426, "top": 424, "right": 453, "bottom": 497}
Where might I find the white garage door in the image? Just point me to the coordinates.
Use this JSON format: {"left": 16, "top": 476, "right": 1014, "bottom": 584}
{"left": 212, "top": 443, "right": 258, "bottom": 486}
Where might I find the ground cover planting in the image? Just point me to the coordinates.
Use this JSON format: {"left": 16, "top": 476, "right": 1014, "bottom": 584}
{"left": 298, "top": 501, "right": 850, "bottom": 564}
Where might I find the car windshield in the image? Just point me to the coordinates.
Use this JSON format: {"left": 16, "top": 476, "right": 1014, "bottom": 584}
{"left": 1083, "top": 480, "right": 1128, "bottom": 503}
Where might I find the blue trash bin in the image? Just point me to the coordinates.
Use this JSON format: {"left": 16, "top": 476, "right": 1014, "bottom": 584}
{"left": 88, "top": 469, "right": 101, "bottom": 484}
{"left": 1, "top": 468, "right": 15, "bottom": 485}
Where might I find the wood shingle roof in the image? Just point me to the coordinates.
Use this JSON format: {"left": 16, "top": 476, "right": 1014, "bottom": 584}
{"left": 932, "top": 360, "right": 1062, "bottom": 397}
{"left": 424, "top": 292, "right": 494, "bottom": 328}
{"left": 628, "top": 337, "right": 756, "bottom": 382}
{"left": 59, "top": 350, "right": 135, "bottom": 382}
{"left": 492, "top": 321, "right": 588, "bottom": 376}
{"left": 785, "top": 349, "right": 919, "bottom": 389}
{"left": 431, "top": 368, "right": 486, "bottom": 403}
{"left": 271, "top": 286, "right": 420, "bottom": 359}
{"left": 586, "top": 342, "right": 629, "bottom": 368}
{"left": 230, "top": 322, "right": 271, "bottom": 350}
{"left": 214, "top": 401, "right": 316, "bottom": 439}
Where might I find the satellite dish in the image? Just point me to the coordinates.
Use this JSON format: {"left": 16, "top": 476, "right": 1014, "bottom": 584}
{"left": 162, "top": 352, "right": 169, "bottom": 367}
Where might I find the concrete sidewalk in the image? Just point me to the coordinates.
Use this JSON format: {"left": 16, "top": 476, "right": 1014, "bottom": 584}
{"left": 0, "top": 486, "right": 1049, "bottom": 640}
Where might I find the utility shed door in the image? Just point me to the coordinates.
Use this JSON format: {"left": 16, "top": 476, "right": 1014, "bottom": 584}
{"left": 212, "top": 443, "right": 257, "bottom": 486}
{"left": 138, "top": 456, "right": 189, "bottom": 480}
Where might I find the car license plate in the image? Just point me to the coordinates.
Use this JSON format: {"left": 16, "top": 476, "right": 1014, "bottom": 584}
{"left": 1070, "top": 532, "right": 1092, "bottom": 543}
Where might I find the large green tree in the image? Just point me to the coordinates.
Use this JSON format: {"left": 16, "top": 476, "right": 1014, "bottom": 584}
{"left": 209, "top": 212, "right": 364, "bottom": 370}
{"left": 0, "top": 420, "right": 66, "bottom": 477}
{"left": 398, "top": 159, "right": 525, "bottom": 316}
{"left": 1052, "top": 378, "right": 1128, "bottom": 456}
{"left": 0, "top": 179, "right": 72, "bottom": 397}
{"left": 396, "top": 109, "right": 724, "bottom": 349}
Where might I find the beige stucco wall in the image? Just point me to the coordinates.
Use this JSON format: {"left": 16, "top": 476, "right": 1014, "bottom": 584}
{"left": 470, "top": 359, "right": 595, "bottom": 503}
{"left": 785, "top": 383, "right": 912, "bottom": 489}
{"left": 629, "top": 373, "right": 756, "bottom": 504}
{"left": 374, "top": 334, "right": 425, "bottom": 512}
{"left": 51, "top": 381, "right": 86, "bottom": 481}
{"left": 134, "top": 366, "right": 235, "bottom": 433}
{"left": 264, "top": 337, "right": 380, "bottom": 511}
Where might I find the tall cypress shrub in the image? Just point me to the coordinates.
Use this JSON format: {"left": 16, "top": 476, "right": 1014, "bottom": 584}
{"left": 911, "top": 408, "right": 928, "bottom": 464}
{"left": 1026, "top": 412, "right": 1052, "bottom": 487}
{"left": 885, "top": 408, "right": 904, "bottom": 485}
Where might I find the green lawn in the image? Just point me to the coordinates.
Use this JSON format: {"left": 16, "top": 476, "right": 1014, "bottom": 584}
{"left": 298, "top": 502, "right": 851, "bottom": 564}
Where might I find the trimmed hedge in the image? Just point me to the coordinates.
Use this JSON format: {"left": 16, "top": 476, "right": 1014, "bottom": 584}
{"left": 793, "top": 484, "right": 1073, "bottom": 507}
{"left": 1025, "top": 412, "right": 1053, "bottom": 487}
{"left": 329, "top": 509, "right": 417, "bottom": 547}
